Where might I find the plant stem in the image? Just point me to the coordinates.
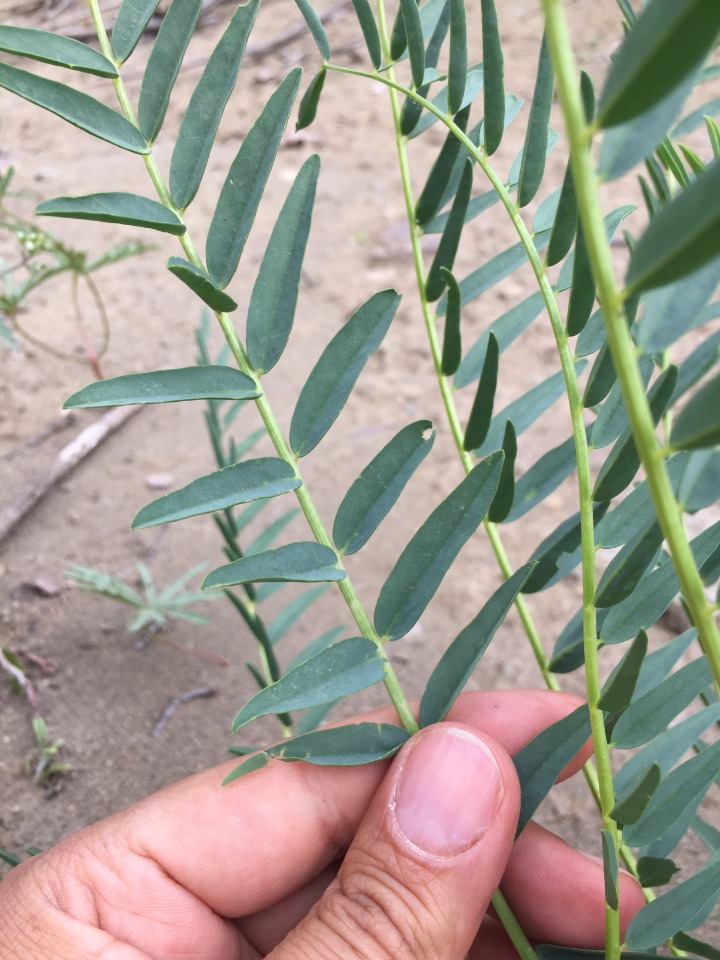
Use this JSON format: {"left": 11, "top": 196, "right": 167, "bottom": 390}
{"left": 540, "top": 0, "right": 720, "bottom": 696}
{"left": 86, "top": 0, "right": 418, "bottom": 737}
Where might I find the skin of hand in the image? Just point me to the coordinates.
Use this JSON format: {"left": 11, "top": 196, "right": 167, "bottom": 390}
{"left": 0, "top": 689, "right": 645, "bottom": 960}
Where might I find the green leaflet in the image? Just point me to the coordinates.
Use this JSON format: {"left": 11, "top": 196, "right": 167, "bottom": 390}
{"left": 595, "top": 454, "right": 687, "bottom": 548}
{"left": 517, "top": 32, "right": 553, "bottom": 208}
{"left": 591, "top": 356, "right": 654, "bottom": 450}
{"left": 0, "top": 26, "right": 117, "bottom": 77}
{"left": 674, "top": 932, "right": 720, "bottom": 960}
{"left": 132, "top": 458, "right": 301, "bottom": 529}
{"left": 206, "top": 69, "right": 301, "bottom": 289}
{"left": 631, "top": 627, "right": 698, "bottom": 701}
{"left": 674, "top": 98, "right": 720, "bottom": 138}
{"left": 286, "top": 625, "right": 346, "bottom": 673}
{"left": 399, "top": 0, "right": 450, "bottom": 136}
{"left": 169, "top": 0, "right": 259, "bottom": 209}
{"left": 566, "top": 224, "right": 594, "bottom": 336}
{"left": 474, "top": 363, "right": 586, "bottom": 459}
{"left": 111, "top": 0, "right": 160, "bottom": 62}
{"left": 463, "top": 332, "right": 498, "bottom": 451}
{"left": 692, "top": 814, "right": 720, "bottom": 853}
{"left": 601, "top": 829, "right": 619, "bottom": 911}
{"left": 232, "top": 637, "right": 386, "bottom": 729}
{"left": 611, "top": 763, "right": 661, "bottom": 826}
{"left": 612, "top": 657, "right": 714, "bottom": 749}
{"left": 415, "top": 106, "right": 470, "bottom": 227}
{"left": 440, "top": 269, "right": 462, "bottom": 375}
{"left": 64, "top": 366, "right": 259, "bottom": 408}
{"left": 223, "top": 752, "right": 269, "bottom": 784}
{"left": 454, "top": 292, "right": 544, "bottom": 389}
{"left": 677, "top": 448, "right": 720, "bottom": 512}
{"left": 267, "top": 585, "right": 328, "bottom": 643}
{"left": 426, "top": 160, "right": 472, "bottom": 302}
{"left": 296, "top": 68, "right": 326, "bottom": 131}
{"left": 550, "top": 607, "right": 609, "bottom": 674}
{"left": 399, "top": 0, "right": 425, "bottom": 88}
{"left": 513, "top": 703, "right": 591, "bottom": 836}
{"left": 290, "top": 289, "right": 401, "bottom": 457}
{"left": 546, "top": 173, "right": 576, "bottom": 267}
{"left": 0, "top": 62, "right": 148, "bottom": 154}
{"left": 625, "top": 742, "right": 720, "bottom": 847}
{"left": 443, "top": 230, "right": 550, "bottom": 312}
{"left": 480, "top": 0, "right": 504, "bottom": 156}
{"left": 224, "top": 590, "right": 280, "bottom": 682}
{"left": 583, "top": 344, "right": 616, "bottom": 408}
{"left": 532, "top": 188, "right": 561, "bottom": 234}
{"left": 600, "top": 71, "right": 697, "bottom": 181}
{"left": 522, "top": 503, "right": 608, "bottom": 594}
{"left": 293, "top": 0, "right": 330, "bottom": 60}
{"left": 333, "top": 420, "right": 436, "bottom": 555}
{"left": 36, "top": 192, "right": 185, "bottom": 235}
{"left": 625, "top": 832, "right": 720, "bottom": 949}
{"left": 597, "top": 0, "right": 720, "bottom": 128}
{"left": 419, "top": 564, "right": 533, "bottom": 727}
{"left": 295, "top": 700, "right": 338, "bottom": 735}
{"left": 671, "top": 372, "right": 720, "bottom": 450}
{"left": 628, "top": 159, "right": 720, "bottom": 294}
{"left": 349, "top": 0, "right": 381, "bottom": 69}
{"left": 374, "top": 452, "right": 504, "bottom": 641}
{"left": 247, "top": 155, "right": 320, "bottom": 373}
{"left": 203, "top": 542, "right": 344, "bottom": 589}
{"left": 600, "top": 522, "right": 720, "bottom": 645}
{"left": 506, "top": 433, "right": 577, "bottom": 522}
{"left": 266, "top": 722, "right": 410, "bottom": 764}
{"left": 247, "top": 508, "right": 301, "bottom": 555}
{"left": 593, "top": 365, "right": 678, "bottom": 502}
{"left": 557, "top": 206, "right": 636, "bottom": 291}
{"left": 598, "top": 630, "right": 648, "bottom": 712}
{"left": 636, "top": 856, "right": 679, "bottom": 888}
{"left": 594, "top": 522, "right": 664, "bottom": 608}
{"left": 707, "top": 116, "right": 720, "bottom": 159}
{"left": 488, "top": 420, "right": 516, "bottom": 522}
{"left": 167, "top": 257, "right": 238, "bottom": 312}
{"left": 637, "top": 259, "right": 719, "bottom": 352}
{"left": 138, "top": 0, "right": 203, "bottom": 142}
{"left": 536, "top": 948, "right": 673, "bottom": 960}
{"left": 447, "top": 0, "right": 467, "bottom": 115}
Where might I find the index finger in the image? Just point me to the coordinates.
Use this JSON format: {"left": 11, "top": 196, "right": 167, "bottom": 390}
{"left": 123, "top": 689, "right": 590, "bottom": 917}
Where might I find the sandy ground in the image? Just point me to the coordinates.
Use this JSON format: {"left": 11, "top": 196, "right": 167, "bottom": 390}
{"left": 0, "top": 0, "right": 717, "bottom": 940}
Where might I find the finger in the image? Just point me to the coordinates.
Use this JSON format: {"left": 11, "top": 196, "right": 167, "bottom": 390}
{"left": 269, "top": 724, "right": 519, "bottom": 960}
{"left": 501, "top": 822, "right": 646, "bottom": 945}
{"left": 469, "top": 916, "right": 527, "bottom": 960}
{"left": 130, "top": 690, "right": 587, "bottom": 917}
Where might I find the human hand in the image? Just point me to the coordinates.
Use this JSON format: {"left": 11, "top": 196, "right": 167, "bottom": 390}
{"left": 0, "top": 690, "right": 644, "bottom": 959}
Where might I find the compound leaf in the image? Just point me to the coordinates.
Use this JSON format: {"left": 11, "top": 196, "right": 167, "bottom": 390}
{"left": 374, "top": 452, "right": 504, "bottom": 641}
{"left": 290, "top": 290, "right": 400, "bottom": 457}
{"left": 169, "top": 0, "right": 259, "bottom": 209}
{"left": 598, "top": 0, "right": 720, "bottom": 128}
{"left": 419, "top": 564, "right": 534, "bottom": 726}
{"left": 36, "top": 192, "right": 185, "bottom": 235}
{"left": 207, "top": 68, "right": 301, "bottom": 288}
{"left": 333, "top": 420, "right": 436, "bottom": 555}
{"left": 133, "top": 458, "right": 301, "bottom": 529}
{"left": 232, "top": 637, "right": 386, "bottom": 729}
{"left": 0, "top": 62, "right": 148, "bottom": 154}
{"left": 64, "top": 366, "right": 259, "bottom": 408}
{"left": 612, "top": 657, "right": 714, "bottom": 749}
{"left": 517, "top": 32, "right": 553, "bottom": 208}
{"left": 0, "top": 26, "right": 117, "bottom": 77}
{"left": 167, "top": 257, "right": 238, "bottom": 312}
{"left": 247, "top": 154, "right": 320, "bottom": 373}
{"left": 138, "top": 0, "right": 203, "bottom": 142}
{"left": 513, "top": 703, "right": 591, "bottom": 835}
{"left": 203, "top": 542, "right": 344, "bottom": 589}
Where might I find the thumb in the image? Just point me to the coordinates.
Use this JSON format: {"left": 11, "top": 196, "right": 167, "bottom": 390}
{"left": 269, "top": 723, "right": 521, "bottom": 960}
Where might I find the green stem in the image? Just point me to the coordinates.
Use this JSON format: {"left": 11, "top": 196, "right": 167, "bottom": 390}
{"left": 540, "top": 0, "right": 720, "bottom": 696}
{"left": 86, "top": 0, "right": 418, "bottom": 737}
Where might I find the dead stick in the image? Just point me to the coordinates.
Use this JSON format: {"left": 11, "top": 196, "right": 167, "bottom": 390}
{"left": 152, "top": 686, "right": 217, "bottom": 736}
{"left": 0, "top": 405, "right": 141, "bottom": 544}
